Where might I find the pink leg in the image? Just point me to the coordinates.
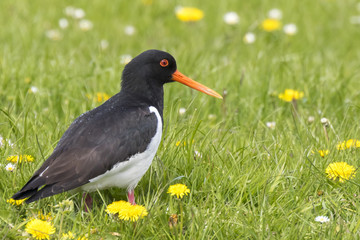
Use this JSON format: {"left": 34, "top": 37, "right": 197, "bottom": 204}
{"left": 82, "top": 192, "right": 93, "bottom": 212}
{"left": 127, "top": 190, "right": 136, "bottom": 205}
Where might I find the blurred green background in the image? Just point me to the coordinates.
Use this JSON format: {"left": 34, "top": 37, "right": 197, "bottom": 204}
{"left": 1, "top": 0, "right": 360, "bottom": 239}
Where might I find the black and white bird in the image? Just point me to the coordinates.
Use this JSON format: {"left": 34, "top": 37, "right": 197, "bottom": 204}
{"left": 12, "top": 49, "right": 222, "bottom": 206}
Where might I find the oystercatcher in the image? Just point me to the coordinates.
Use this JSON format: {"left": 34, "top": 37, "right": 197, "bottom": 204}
{"left": 12, "top": 49, "right": 222, "bottom": 206}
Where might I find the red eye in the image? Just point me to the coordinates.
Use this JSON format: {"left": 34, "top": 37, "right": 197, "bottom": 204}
{"left": 160, "top": 59, "right": 169, "bottom": 67}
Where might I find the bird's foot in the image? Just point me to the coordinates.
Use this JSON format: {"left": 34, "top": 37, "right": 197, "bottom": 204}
{"left": 127, "top": 190, "right": 136, "bottom": 205}
{"left": 82, "top": 192, "right": 93, "bottom": 212}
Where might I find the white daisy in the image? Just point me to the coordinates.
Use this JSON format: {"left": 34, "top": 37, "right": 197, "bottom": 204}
{"left": 223, "top": 12, "right": 240, "bottom": 25}
{"left": 45, "top": 29, "right": 62, "bottom": 40}
{"left": 29, "top": 86, "right": 39, "bottom": 93}
{"left": 268, "top": 8, "right": 282, "bottom": 20}
{"left": 124, "top": 25, "right": 136, "bottom": 36}
{"left": 179, "top": 108, "right": 186, "bottom": 115}
{"left": 283, "top": 23, "right": 297, "bottom": 35}
{"left": 320, "top": 118, "right": 329, "bottom": 126}
{"left": 350, "top": 16, "right": 360, "bottom": 24}
{"left": 243, "top": 32, "right": 256, "bottom": 44}
{"left": 6, "top": 139, "right": 14, "bottom": 148}
{"left": 5, "top": 163, "right": 16, "bottom": 172}
{"left": 307, "top": 116, "right": 315, "bottom": 124}
{"left": 120, "top": 54, "right": 132, "bottom": 65}
{"left": 208, "top": 114, "right": 216, "bottom": 120}
{"left": 266, "top": 122, "right": 276, "bottom": 130}
{"left": 315, "top": 216, "right": 330, "bottom": 223}
{"left": 194, "top": 150, "right": 202, "bottom": 158}
{"left": 73, "top": 8, "right": 85, "bottom": 19}
{"left": 64, "top": 6, "right": 75, "bottom": 17}
{"left": 59, "top": 18, "right": 69, "bottom": 29}
{"left": 100, "top": 40, "right": 109, "bottom": 50}
{"left": 79, "top": 19, "right": 93, "bottom": 31}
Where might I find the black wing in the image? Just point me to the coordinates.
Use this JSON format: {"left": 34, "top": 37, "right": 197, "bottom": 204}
{"left": 12, "top": 102, "right": 158, "bottom": 203}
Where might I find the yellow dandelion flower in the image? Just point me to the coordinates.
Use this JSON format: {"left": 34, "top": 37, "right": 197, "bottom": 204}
{"left": 37, "top": 212, "right": 53, "bottom": 222}
{"left": 261, "top": 18, "right": 282, "bottom": 32}
{"left": 176, "top": 7, "right": 204, "bottom": 22}
{"left": 76, "top": 237, "right": 88, "bottom": 240}
{"left": 62, "top": 231, "right": 75, "bottom": 240}
{"left": 336, "top": 139, "right": 360, "bottom": 150}
{"left": 175, "top": 140, "right": 194, "bottom": 147}
{"left": 25, "top": 219, "right": 56, "bottom": 240}
{"left": 7, "top": 198, "right": 26, "bottom": 206}
{"left": 141, "top": 0, "right": 153, "bottom": 5}
{"left": 176, "top": 141, "right": 187, "bottom": 147}
{"left": 325, "top": 162, "right": 356, "bottom": 183}
{"left": 96, "top": 92, "right": 110, "bottom": 102}
{"left": 337, "top": 142, "right": 345, "bottom": 150}
{"left": 7, "top": 154, "right": 34, "bottom": 163}
{"left": 278, "top": 89, "right": 304, "bottom": 102}
{"left": 118, "top": 204, "right": 148, "bottom": 221}
{"left": 86, "top": 92, "right": 110, "bottom": 103}
{"left": 106, "top": 200, "right": 131, "bottom": 214}
{"left": 24, "top": 77, "right": 31, "bottom": 84}
{"left": 167, "top": 183, "right": 190, "bottom": 199}
{"left": 106, "top": 200, "right": 148, "bottom": 222}
{"left": 7, "top": 156, "right": 19, "bottom": 163}
{"left": 318, "top": 150, "right": 329, "bottom": 157}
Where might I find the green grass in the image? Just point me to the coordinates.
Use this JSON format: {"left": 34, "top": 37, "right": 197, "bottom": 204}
{"left": 1, "top": 0, "right": 360, "bottom": 239}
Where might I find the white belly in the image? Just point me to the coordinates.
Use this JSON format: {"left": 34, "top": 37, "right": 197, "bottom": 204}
{"left": 80, "top": 106, "right": 162, "bottom": 192}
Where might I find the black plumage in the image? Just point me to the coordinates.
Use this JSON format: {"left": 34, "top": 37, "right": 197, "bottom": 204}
{"left": 13, "top": 102, "right": 157, "bottom": 203}
{"left": 12, "top": 49, "right": 221, "bottom": 204}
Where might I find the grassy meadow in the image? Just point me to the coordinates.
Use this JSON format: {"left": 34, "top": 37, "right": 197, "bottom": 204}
{"left": 1, "top": 0, "right": 360, "bottom": 239}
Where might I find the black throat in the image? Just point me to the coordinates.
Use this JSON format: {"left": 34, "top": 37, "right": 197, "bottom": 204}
{"left": 120, "top": 77, "right": 164, "bottom": 117}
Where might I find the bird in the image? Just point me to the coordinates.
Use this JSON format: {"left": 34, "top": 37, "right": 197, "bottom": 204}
{"left": 12, "top": 49, "right": 222, "bottom": 207}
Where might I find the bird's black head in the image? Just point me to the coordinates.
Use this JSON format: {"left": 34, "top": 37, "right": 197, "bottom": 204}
{"left": 119, "top": 49, "right": 222, "bottom": 110}
{"left": 121, "top": 49, "right": 177, "bottom": 91}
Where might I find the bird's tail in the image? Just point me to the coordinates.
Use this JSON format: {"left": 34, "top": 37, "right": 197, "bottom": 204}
{"left": 12, "top": 175, "right": 82, "bottom": 203}
{"left": 11, "top": 176, "right": 48, "bottom": 203}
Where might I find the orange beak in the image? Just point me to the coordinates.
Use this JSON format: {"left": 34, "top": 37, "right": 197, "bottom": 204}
{"left": 171, "top": 70, "right": 223, "bottom": 99}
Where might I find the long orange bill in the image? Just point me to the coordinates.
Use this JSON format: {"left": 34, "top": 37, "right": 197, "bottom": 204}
{"left": 171, "top": 70, "right": 223, "bottom": 99}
